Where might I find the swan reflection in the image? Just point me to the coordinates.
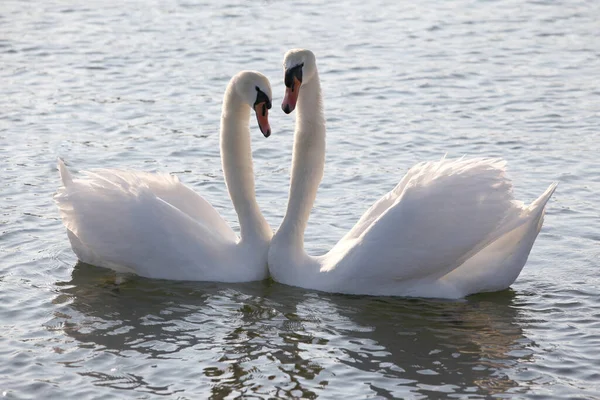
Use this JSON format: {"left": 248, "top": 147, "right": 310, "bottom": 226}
{"left": 51, "top": 262, "right": 534, "bottom": 398}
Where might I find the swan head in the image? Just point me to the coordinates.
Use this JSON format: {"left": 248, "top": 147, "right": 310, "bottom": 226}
{"left": 233, "top": 70, "right": 273, "bottom": 137}
{"left": 282, "top": 49, "right": 317, "bottom": 114}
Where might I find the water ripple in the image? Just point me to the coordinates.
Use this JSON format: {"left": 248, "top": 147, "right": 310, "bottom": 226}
{"left": 1, "top": 0, "right": 600, "bottom": 397}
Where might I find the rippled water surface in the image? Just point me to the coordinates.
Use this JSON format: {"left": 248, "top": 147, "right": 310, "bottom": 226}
{"left": 2, "top": 0, "right": 600, "bottom": 398}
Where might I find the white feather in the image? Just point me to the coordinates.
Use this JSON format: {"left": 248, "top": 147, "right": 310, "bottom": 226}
{"left": 268, "top": 49, "right": 557, "bottom": 298}
{"left": 55, "top": 71, "right": 273, "bottom": 282}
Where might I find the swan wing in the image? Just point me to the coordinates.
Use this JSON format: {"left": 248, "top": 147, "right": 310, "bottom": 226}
{"left": 328, "top": 158, "right": 517, "bottom": 283}
{"left": 338, "top": 166, "right": 415, "bottom": 242}
{"left": 80, "top": 166, "right": 237, "bottom": 242}
{"left": 440, "top": 182, "right": 557, "bottom": 296}
{"left": 55, "top": 160, "right": 239, "bottom": 280}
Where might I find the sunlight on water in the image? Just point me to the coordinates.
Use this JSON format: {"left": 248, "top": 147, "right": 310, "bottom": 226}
{"left": 1, "top": 0, "right": 599, "bottom": 398}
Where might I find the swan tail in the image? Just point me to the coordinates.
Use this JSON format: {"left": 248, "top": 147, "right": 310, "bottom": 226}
{"left": 523, "top": 181, "right": 557, "bottom": 236}
{"left": 57, "top": 158, "right": 74, "bottom": 187}
{"left": 442, "top": 183, "right": 557, "bottom": 296}
{"left": 529, "top": 182, "right": 558, "bottom": 213}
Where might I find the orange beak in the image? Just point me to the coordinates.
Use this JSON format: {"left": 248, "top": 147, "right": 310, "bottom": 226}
{"left": 282, "top": 77, "right": 301, "bottom": 114}
{"left": 254, "top": 102, "right": 271, "bottom": 137}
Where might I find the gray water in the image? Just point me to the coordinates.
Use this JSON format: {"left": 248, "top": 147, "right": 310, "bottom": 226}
{"left": 1, "top": 0, "right": 600, "bottom": 398}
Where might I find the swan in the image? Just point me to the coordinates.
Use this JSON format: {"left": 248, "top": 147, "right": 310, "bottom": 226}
{"left": 268, "top": 49, "right": 557, "bottom": 298}
{"left": 55, "top": 71, "right": 274, "bottom": 282}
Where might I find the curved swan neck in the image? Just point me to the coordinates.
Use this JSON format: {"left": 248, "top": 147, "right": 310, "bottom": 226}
{"left": 220, "top": 85, "right": 270, "bottom": 242}
{"left": 276, "top": 72, "right": 325, "bottom": 249}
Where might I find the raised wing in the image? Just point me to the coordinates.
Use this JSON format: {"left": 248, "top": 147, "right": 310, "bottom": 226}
{"left": 330, "top": 158, "right": 516, "bottom": 283}
{"left": 338, "top": 167, "right": 415, "bottom": 243}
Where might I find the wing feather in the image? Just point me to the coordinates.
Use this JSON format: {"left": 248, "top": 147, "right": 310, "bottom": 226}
{"left": 331, "top": 158, "right": 516, "bottom": 283}
{"left": 83, "top": 167, "right": 236, "bottom": 242}
{"left": 54, "top": 165, "right": 238, "bottom": 279}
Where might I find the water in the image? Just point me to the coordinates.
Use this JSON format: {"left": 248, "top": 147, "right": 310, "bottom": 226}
{"left": 1, "top": 0, "right": 599, "bottom": 398}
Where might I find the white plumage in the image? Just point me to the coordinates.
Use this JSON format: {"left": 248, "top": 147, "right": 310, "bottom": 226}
{"left": 55, "top": 71, "right": 274, "bottom": 282}
{"left": 268, "top": 49, "right": 556, "bottom": 298}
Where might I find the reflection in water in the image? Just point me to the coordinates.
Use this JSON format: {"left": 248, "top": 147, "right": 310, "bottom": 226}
{"left": 51, "top": 262, "right": 534, "bottom": 398}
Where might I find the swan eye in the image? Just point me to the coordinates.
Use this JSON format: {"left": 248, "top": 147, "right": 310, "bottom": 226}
{"left": 254, "top": 87, "right": 271, "bottom": 109}
{"left": 285, "top": 63, "right": 304, "bottom": 88}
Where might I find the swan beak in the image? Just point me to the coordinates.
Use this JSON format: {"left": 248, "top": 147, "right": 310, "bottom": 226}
{"left": 254, "top": 102, "right": 271, "bottom": 137}
{"left": 282, "top": 77, "right": 301, "bottom": 114}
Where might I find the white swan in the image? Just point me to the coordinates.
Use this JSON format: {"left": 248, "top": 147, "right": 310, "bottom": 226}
{"left": 55, "top": 71, "right": 274, "bottom": 282}
{"left": 268, "top": 49, "right": 557, "bottom": 298}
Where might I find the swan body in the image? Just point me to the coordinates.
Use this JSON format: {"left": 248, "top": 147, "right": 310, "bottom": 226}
{"left": 55, "top": 71, "right": 274, "bottom": 282}
{"left": 268, "top": 49, "right": 557, "bottom": 298}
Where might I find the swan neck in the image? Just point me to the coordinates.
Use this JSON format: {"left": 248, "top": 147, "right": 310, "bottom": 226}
{"left": 220, "top": 87, "right": 270, "bottom": 242}
{"left": 276, "top": 73, "right": 325, "bottom": 249}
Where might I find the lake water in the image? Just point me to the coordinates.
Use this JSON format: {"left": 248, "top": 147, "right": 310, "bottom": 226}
{"left": 1, "top": 0, "right": 599, "bottom": 398}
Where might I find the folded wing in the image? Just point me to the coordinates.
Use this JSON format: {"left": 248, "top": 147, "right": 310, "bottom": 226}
{"left": 54, "top": 160, "right": 237, "bottom": 279}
